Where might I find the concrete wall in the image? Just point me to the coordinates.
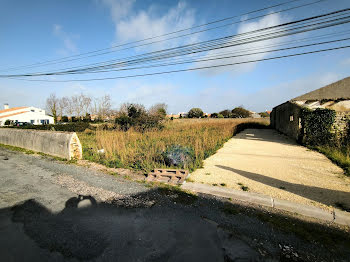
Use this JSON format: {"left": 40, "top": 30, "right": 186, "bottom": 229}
{"left": 270, "top": 101, "right": 303, "bottom": 141}
{"left": 0, "top": 128, "right": 82, "bottom": 160}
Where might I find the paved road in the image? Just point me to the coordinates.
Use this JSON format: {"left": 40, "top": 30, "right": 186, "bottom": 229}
{"left": 0, "top": 147, "right": 349, "bottom": 261}
{"left": 191, "top": 129, "right": 350, "bottom": 210}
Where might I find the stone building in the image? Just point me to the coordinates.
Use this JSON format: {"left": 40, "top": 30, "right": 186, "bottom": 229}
{"left": 270, "top": 76, "right": 350, "bottom": 142}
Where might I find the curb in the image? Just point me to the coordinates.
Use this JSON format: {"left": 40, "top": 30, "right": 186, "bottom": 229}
{"left": 181, "top": 182, "right": 350, "bottom": 226}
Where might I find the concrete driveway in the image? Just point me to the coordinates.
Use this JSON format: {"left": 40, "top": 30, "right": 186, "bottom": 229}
{"left": 191, "top": 129, "right": 350, "bottom": 210}
{"left": 0, "top": 147, "right": 350, "bottom": 261}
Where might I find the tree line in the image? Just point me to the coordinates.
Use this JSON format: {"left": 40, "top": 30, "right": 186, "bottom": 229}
{"left": 46, "top": 93, "right": 112, "bottom": 123}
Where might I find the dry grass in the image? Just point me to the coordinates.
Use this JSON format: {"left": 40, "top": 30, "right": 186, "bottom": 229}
{"left": 78, "top": 118, "right": 269, "bottom": 172}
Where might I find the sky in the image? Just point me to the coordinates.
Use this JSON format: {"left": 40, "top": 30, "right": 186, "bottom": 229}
{"left": 1, "top": 0, "right": 350, "bottom": 114}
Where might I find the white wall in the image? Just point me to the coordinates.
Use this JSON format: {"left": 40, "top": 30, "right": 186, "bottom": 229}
{"left": 0, "top": 107, "right": 54, "bottom": 126}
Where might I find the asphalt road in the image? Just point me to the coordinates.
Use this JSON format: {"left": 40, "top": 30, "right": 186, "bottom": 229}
{"left": 0, "top": 147, "right": 349, "bottom": 262}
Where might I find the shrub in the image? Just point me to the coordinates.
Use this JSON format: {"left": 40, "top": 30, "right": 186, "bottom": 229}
{"left": 217, "top": 114, "right": 224, "bottom": 118}
{"left": 301, "top": 108, "right": 336, "bottom": 146}
{"left": 210, "top": 113, "right": 218, "bottom": 118}
{"left": 4, "top": 119, "right": 11, "bottom": 125}
{"left": 115, "top": 103, "right": 164, "bottom": 132}
{"left": 11, "top": 122, "right": 91, "bottom": 132}
{"left": 61, "top": 116, "right": 69, "bottom": 122}
{"left": 219, "top": 110, "right": 231, "bottom": 118}
{"left": 188, "top": 108, "right": 203, "bottom": 118}
{"left": 231, "top": 107, "right": 252, "bottom": 118}
{"left": 259, "top": 112, "right": 269, "bottom": 118}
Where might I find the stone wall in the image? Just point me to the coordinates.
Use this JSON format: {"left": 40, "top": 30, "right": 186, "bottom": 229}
{"left": 331, "top": 112, "right": 350, "bottom": 141}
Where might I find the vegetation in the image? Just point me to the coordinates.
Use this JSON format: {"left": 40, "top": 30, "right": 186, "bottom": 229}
{"left": 259, "top": 112, "right": 269, "bottom": 118}
{"left": 187, "top": 108, "right": 204, "bottom": 118}
{"left": 301, "top": 108, "right": 349, "bottom": 176}
{"left": 4, "top": 122, "right": 91, "bottom": 132}
{"left": 301, "top": 108, "right": 336, "bottom": 146}
{"left": 231, "top": 107, "right": 252, "bottom": 118}
{"left": 79, "top": 118, "right": 269, "bottom": 172}
{"left": 211, "top": 106, "right": 252, "bottom": 119}
{"left": 114, "top": 103, "right": 166, "bottom": 132}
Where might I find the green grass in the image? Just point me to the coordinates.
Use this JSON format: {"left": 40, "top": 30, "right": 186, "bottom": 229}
{"left": 314, "top": 145, "right": 350, "bottom": 176}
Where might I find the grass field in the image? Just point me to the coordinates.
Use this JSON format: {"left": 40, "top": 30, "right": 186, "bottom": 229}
{"left": 78, "top": 118, "right": 269, "bottom": 172}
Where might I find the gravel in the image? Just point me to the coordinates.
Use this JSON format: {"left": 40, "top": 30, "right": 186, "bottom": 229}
{"left": 191, "top": 129, "right": 350, "bottom": 210}
{"left": 1, "top": 146, "right": 350, "bottom": 261}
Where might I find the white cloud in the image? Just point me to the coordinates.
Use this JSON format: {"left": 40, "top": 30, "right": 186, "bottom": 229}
{"left": 101, "top": 1, "right": 198, "bottom": 50}
{"left": 99, "top": 0, "right": 135, "bottom": 22}
{"left": 53, "top": 24, "right": 79, "bottom": 55}
{"left": 198, "top": 13, "right": 286, "bottom": 76}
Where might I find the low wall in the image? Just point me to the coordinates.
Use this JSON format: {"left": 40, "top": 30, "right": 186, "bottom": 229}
{"left": 0, "top": 128, "right": 82, "bottom": 160}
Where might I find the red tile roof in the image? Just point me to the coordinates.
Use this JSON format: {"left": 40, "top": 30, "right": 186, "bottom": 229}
{"left": 0, "top": 107, "right": 28, "bottom": 114}
{"left": 0, "top": 111, "right": 27, "bottom": 119}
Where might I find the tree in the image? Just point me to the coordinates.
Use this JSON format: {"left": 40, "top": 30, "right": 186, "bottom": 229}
{"left": 219, "top": 109, "right": 231, "bottom": 118}
{"left": 148, "top": 103, "right": 167, "bottom": 119}
{"left": 89, "top": 95, "right": 112, "bottom": 121}
{"left": 231, "top": 107, "right": 252, "bottom": 118}
{"left": 188, "top": 108, "right": 203, "bottom": 118}
{"left": 58, "top": 97, "right": 69, "bottom": 120}
{"left": 210, "top": 113, "right": 219, "bottom": 118}
{"left": 4, "top": 119, "right": 11, "bottom": 125}
{"left": 259, "top": 112, "right": 269, "bottom": 118}
{"left": 46, "top": 93, "right": 59, "bottom": 123}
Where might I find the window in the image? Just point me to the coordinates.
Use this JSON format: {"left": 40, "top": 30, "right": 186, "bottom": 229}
{"left": 30, "top": 120, "right": 34, "bottom": 124}
{"left": 289, "top": 115, "right": 294, "bottom": 122}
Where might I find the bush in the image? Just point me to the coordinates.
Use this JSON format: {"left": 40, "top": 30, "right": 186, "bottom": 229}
{"left": 188, "top": 108, "right": 204, "bottom": 118}
{"left": 61, "top": 116, "right": 69, "bottom": 122}
{"left": 210, "top": 113, "right": 218, "bottom": 118}
{"left": 4, "top": 119, "right": 11, "bottom": 125}
{"left": 231, "top": 107, "right": 252, "bottom": 118}
{"left": 259, "top": 112, "right": 269, "bottom": 118}
{"left": 9, "top": 122, "right": 91, "bottom": 132}
{"left": 301, "top": 108, "right": 336, "bottom": 146}
{"left": 219, "top": 110, "right": 231, "bottom": 118}
{"left": 115, "top": 103, "right": 164, "bottom": 132}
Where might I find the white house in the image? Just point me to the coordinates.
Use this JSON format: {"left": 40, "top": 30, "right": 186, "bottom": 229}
{"left": 0, "top": 104, "right": 54, "bottom": 126}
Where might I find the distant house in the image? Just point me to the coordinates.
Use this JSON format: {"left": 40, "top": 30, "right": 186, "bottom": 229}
{"left": 0, "top": 104, "right": 54, "bottom": 126}
{"left": 270, "top": 77, "right": 350, "bottom": 141}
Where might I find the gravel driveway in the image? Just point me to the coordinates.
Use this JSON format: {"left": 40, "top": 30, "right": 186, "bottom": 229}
{"left": 0, "top": 146, "right": 350, "bottom": 261}
{"left": 191, "top": 129, "right": 350, "bottom": 210}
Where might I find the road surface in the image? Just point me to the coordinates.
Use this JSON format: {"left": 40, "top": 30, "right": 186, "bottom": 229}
{"left": 0, "top": 146, "right": 349, "bottom": 261}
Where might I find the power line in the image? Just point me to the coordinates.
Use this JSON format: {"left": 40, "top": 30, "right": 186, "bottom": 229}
{"left": 7, "top": 9, "right": 350, "bottom": 77}
{"left": 0, "top": 0, "right": 325, "bottom": 72}
{"left": 6, "top": 45, "right": 350, "bottom": 82}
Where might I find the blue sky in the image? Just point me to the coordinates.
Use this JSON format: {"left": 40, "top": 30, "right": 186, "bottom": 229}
{"left": 1, "top": 0, "right": 350, "bottom": 114}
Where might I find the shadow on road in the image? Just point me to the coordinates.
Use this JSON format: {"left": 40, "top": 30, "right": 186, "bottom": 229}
{"left": 235, "top": 129, "right": 298, "bottom": 146}
{"left": 216, "top": 165, "right": 350, "bottom": 209}
{"left": 1, "top": 187, "right": 350, "bottom": 261}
